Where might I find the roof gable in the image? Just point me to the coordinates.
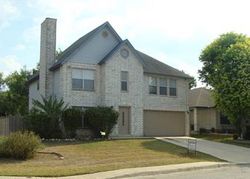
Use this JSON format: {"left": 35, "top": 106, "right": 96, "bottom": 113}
{"left": 99, "top": 39, "right": 145, "bottom": 66}
{"left": 188, "top": 87, "right": 215, "bottom": 107}
{"left": 50, "top": 22, "right": 122, "bottom": 71}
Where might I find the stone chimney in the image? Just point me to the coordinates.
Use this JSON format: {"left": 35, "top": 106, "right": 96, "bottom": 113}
{"left": 39, "top": 18, "right": 57, "bottom": 97}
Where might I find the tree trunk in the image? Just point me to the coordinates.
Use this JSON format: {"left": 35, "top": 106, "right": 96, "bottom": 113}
{"left": 59, "top": 117, "right": 66, "bottom": 138}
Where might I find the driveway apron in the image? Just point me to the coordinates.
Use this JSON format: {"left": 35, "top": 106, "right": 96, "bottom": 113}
{"left": 156, "top": 137, "right": 250, "bottom": 164}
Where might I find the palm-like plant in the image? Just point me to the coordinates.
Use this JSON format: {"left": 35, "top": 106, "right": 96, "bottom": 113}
{"left": 32, "top": 96, "right": 68, "bottom": 138}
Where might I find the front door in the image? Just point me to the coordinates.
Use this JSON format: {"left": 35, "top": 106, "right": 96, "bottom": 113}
{"left": 118, "top": 107, "right": 130, "bottom": 135}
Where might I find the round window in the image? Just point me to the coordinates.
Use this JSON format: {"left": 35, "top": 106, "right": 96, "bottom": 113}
{"left": 102, "top": 31, "right": 108, "bottom": 38}
{"left": 120, "top": 48, "right": 129, "bottom": 58}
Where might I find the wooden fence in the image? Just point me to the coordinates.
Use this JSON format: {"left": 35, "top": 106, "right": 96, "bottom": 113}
{"left": 0, "top": 116, "right": 23, "bottom": 136}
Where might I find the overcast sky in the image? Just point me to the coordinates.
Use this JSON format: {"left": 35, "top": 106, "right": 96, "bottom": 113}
{"left": 1, "top": 0, "right": 250, "bottom": 86}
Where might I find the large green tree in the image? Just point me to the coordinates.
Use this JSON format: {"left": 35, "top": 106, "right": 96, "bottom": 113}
{"left": 0, "top": 68, "right": 37, "bottom": 116}
{"left": 199, "top": 32, "right": 250, "bottom": 136}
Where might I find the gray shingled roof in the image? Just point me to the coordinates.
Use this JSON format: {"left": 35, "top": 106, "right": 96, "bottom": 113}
{"left": 137, "top": 51, "right": 192, "bottom": 79}
{"left": 188, "top": 87, "right": 215, "bottom": 107}
{"left": 29, "top": 21, "right": 193, "bottom": 83}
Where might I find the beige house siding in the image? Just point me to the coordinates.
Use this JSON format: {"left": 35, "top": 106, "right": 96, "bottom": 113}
{"left": 102, "top": 44, "right": 144, "bottom": 136}
{"left": 190, "top": 107, "right": 219, "bottom": 130}
{"left": 197, "top": 108, "right": 217, "bottom": 130}
{"left": 143, "top": 75, "right": 189, "bottom": 112}
{"left": 28, "top": 81, "right": 41, "bottom": 109}
{"left": 62, "top": 63, "right": 101, "bottom": 107}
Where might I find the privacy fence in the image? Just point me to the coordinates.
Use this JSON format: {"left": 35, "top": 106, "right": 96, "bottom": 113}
{"left": 0, "top": 115, "right": 23, "bottom": 136}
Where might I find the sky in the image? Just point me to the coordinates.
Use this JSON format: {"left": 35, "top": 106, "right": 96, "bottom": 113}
{"left": 1, "top": 0, "right": 250, "bottom": 86}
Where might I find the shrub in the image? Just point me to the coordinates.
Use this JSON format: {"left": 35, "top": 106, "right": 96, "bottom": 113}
{"left": 243, "top": 126, "right": 250, "bottom": 140}
{"left": 0, "top": 131, "right": 41, "bottom": 160}
{"left": 24, "top": 109, "right": 62, "bottom": 139}
{"left": 85, "top": 106, "right": 119, "bottom": 138}
{"left": 233, "top": 134, "right": 238, "bottom": 140}
{"left": 62, "top": 108, "right": 83, "bottom": 138}
{"left": 199, "top": 128, "right": 208, "bottom": 134}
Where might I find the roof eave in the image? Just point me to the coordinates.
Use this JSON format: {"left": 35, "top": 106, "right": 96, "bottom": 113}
{"left": 27, "top": 74, "right": 39, "bottom": 84}
{"left": 144, "top": 72, "right": 193, "bottom": 79}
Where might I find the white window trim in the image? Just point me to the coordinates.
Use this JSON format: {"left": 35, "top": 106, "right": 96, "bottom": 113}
{"left": 121, "top": 71, "right": 129, "bottom": 92}
{"left": 148, "top": 75, "right": 178, "bottom": 97}
{"left": 71, "top": 68, "right": 96, "bottom": 92}
{"left": 169, "top": 78, "right": 177, "bottom": 97}
{"left": 148, "top": 76, "right": 158, "bottom": 95}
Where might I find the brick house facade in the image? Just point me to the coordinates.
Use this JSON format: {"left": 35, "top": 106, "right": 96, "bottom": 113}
{"left": 28, "top": 18, "right": 192, "bottom": 137}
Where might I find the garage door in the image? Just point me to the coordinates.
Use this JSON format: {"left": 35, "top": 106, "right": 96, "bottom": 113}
{"left": 144, "top": 110, "right": 185, "bottom": 136}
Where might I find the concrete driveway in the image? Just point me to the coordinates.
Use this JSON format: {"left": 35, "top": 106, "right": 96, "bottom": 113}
{"left": 157, "top": 137, "right": 250, "bottom": 164}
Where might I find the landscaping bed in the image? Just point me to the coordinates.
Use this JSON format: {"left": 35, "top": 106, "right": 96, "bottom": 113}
{"left": 0, "top": 139, "right": 220, "bottom": 177}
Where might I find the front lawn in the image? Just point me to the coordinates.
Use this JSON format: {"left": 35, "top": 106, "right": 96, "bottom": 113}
{"left": 192, "top": 134, "right": 250, "bottom": 148}
{"left": 0, "top": 139, "right": 220, "bottom": 177}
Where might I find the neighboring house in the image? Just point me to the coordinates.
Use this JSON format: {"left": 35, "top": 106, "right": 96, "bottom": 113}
{"left": 28, "top": 18, "right": 193, "bottom": 137}
{"left": 189, "top": 87, "right": 233, "bottom": 132}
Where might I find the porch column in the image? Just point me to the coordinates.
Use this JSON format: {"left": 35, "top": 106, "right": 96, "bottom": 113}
{"left": 185, "top": 111, "right": 190, "bottom": 136}
{"left": 194, "top": 108, "right": 198, "bottom": 131}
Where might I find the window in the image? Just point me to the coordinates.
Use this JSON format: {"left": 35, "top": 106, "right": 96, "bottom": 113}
{"left": 149, "top": 76, "right": 157, "bottom": 94}
{"left": 72, "top": 68, "right": 95, "bottom": 91}
{"left": 83, "top": 70, "right": 94, "bottom": 91}
{"left": 169, "top": 79, "right": 177, "bottom": 96}
{"left": 72, "top": 106, "right": 91, "bottom": 128}
{"left": 121, "top": 71, "right": 128, "bottom": 91}
{"left": 159, "top": 78, "right": 167, "bottom": 95}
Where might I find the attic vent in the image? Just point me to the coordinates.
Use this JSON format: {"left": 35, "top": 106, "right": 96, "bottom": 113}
{"left": 102, "top": 30, "right": 108, "bottom": 38}
{"left": 120, "top": 48, "right": 129, "bottom": 59}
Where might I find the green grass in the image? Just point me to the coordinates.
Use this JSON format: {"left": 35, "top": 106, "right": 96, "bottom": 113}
{"left": 0, "top": 139, "right": 220, "bottom": 177}
{"left": 192, "top": 133, "right": 250, "bottom": 148}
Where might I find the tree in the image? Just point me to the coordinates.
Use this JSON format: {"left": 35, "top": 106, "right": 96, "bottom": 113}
{"left": 4, "top": 68, "right": 32, "bottom": 115}
{"left": 199, "top": 32, "right": 250, "bottom": 136}
{"left": 0, "top": 72, "right": 4, "bottom": 91}
{"left": 31, "top": 96, "right": 68, "bottom": 138}
{"left": 189, "top": 77, "right": 197, "bottom": 89}
{"left": 56, "top": 48, "right": 63, "bottom": 58}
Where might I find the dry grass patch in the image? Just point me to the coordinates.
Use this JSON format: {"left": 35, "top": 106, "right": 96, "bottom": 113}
{"left": 0, "top": 139, "right": 220, "bottom": 177}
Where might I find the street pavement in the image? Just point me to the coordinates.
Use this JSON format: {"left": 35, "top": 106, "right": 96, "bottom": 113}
{"left": 128, "top": 165, "right": 250, "bottom": 179}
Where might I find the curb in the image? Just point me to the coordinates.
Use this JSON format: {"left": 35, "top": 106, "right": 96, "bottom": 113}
{"left": 59, "top": 162, "right": 232, "bottom": 179}
{"left": 0, "top": 162, "right": 243, "bottom": 179}
{"left": 107, "top": 162, "right": 231, "bottom": 179}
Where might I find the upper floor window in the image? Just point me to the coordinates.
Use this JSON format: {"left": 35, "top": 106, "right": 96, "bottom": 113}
{"left": 121, "top": 71, "right": 128, "bottom": 91}
{"left": 159, "top": 78, "right": 167, "bottom": 95}
{"left": 149, "top": 76, "right": 157, "bottom": 94}
{"left": 72, "top": 68, "right": 95, "bottom": 91}
{"left": 169, "top": 79, "right": 177, "bottom": 96}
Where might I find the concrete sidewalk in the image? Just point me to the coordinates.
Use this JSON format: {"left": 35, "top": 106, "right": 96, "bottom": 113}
{"left": 0, "top": 162, "right": 229, "bottom": 179}
{"left": 157, "top": 137, "right": 250, "bottom": 164}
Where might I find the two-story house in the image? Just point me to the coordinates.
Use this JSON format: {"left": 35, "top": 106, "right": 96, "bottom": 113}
{"left": 28, "top": 18, "right": 192, "bottom": 137}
